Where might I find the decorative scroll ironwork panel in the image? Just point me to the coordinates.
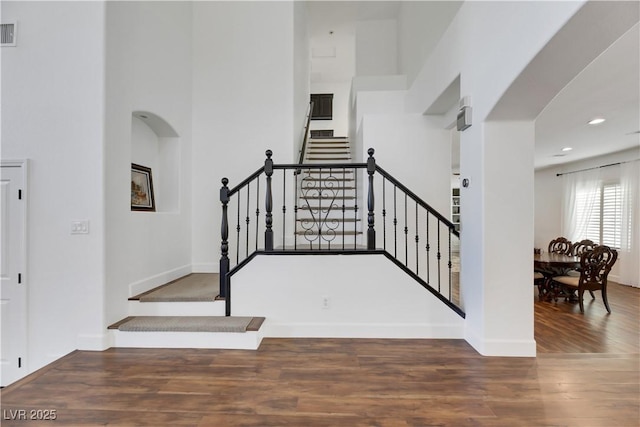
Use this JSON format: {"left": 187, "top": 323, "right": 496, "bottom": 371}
{"left": 295, "top": 167, "right": 363, "bottom": 250}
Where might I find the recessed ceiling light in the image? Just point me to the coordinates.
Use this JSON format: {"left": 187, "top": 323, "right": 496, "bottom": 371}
{"left": 588, "top": 117, "right": 605, "bottom": 125}
{"left": 561, "top": 147, "right": 573, "bottom": 152}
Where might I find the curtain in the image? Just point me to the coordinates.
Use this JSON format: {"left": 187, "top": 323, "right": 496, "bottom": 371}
{"left": 619, "top": 160, "right": 639, "bottom": 287}
{"left": 561, "top": 168, "right": 601, "bottom": 243}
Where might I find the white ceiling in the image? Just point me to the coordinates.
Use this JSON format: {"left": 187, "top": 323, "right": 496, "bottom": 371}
{"left": 306, "top": 2, "right": 640, "bottom": 170}
{"left": 534, "top": 23, "right": 640, "bottom": 169}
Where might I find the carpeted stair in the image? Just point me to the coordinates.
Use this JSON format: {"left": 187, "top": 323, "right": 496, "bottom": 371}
{"left": 110, "top": 274, "right": 265, "bottom": 349}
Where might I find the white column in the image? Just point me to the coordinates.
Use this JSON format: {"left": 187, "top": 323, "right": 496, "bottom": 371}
{"left": 461, "top": 121, "right": 536, "bottom": 356}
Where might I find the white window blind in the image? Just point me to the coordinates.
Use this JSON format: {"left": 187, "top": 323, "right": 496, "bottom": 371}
{"left": 575, "top": 182, "right": 622, "bottom": 248}
{"left": 602, "top": 183, "right": 622, "bottom": 248}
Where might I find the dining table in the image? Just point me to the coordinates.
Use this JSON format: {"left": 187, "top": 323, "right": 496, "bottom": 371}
{"left": 534, "top": 252, "right": 581, "bottom": 301}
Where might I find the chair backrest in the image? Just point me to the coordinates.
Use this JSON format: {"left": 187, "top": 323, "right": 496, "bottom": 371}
{"left": 579, "top": 245, "right": 618, "bottom": 287}
{"left": 570, "top": 239, "right": 597, "bottom": 256}
{"left": 548, "top": 237, "right": 572, "bottom": 254}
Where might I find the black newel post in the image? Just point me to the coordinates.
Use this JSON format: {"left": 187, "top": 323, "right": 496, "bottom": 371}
{"left": 367, "top": 148, "right": 376, "bottom": 250}
{"left": 219, "top": 177, "right": 230, "bottom": 299}
{"left": 264, "top": 150, "right": 274, "bottom": 251}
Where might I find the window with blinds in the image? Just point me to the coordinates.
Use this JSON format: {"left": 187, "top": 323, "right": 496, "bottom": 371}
{"left": 576, "top": 182, "right": 622, "bottom": 248}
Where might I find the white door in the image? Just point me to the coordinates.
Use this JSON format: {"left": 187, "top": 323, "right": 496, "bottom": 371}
{"left": 0, "top": 163, "right": 27, "bottom": 386}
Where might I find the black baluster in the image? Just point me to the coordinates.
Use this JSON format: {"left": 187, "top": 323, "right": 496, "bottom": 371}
{"left": 255, "top": 178, "right": 260, "bottom": 251}
{"left": 342, "top": 167, "right": 346, "bottom": 250}
{"left": 294, "top": 171, "right": 298, "bottom": 250}
{"left": 246, "top": 183, "right": 250, "bottom": 257}
{"left": 265, "top": 150, "right": 274, "bottom": 251}
{"left": 382, "top": 177, "right": 386, "bottom": 251}
{"left": 393, "top": 185, "right": 397, "bottom": 257}
{"left": 366, "top": 148, "right": 376, "bottom": 250}
{"left": 219, "top": 177, "right": 230, "bottom": 299}
{"left": 236, "top": 191, "right": 240, "bottom": 263}
{"left": 437, "top": 221, "right": 442, "bottom": 292}
{"left": 448, "top": 229, "right": 453, "bottom": 302}
{"left": 426, "top": 213, "right": 430, "bottom": 285}
{"left": 404, "top": 193, "right": 408, "bottom": 266}
{"left": 318, "top": 167, "right": 322, "bottom": 250}
{"left": 415, "top": 202, "right": 419, "bottom": 274}
{"left": 354, "top": 167, "right": 358, "bottom": 250}
{"left": 282, "top": 170, "right": 286, "bottom": 248}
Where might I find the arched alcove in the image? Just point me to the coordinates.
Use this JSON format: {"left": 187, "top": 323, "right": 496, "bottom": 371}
{"left": 131, "top": 111, "right": 180, "bottom": 213}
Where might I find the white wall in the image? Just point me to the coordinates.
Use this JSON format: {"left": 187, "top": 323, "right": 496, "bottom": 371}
{"left": 191, "top": 2, "right": 298, "bottom": 272}
{"left": 359, "top": 112, "right": 451, "bottom": 218}
{"left": 104, "top": 1, "right": 193, "bottom": 325}
{"left": 355, "top": 19, "right": 398, "bottom": 77}
{"left": 310, "top": 81, "right": 351, "bottom": 137}
{"left": 232, "top": 255, "right": 464, "bottom": 338}
{"left": 293, "top": 1, "right": 310, "bottom": 158}
{"left": 398, "top": 1, "right": 463, "bottom": 87}
{"left": 0, "top": 1, "right": 106, "bottom": 371}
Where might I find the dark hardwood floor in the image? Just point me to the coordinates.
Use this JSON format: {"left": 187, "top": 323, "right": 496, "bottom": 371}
{"left": 2, "top": 283, "right": 638, "bottom": 426}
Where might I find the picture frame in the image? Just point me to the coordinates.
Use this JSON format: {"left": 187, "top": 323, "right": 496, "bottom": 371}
{"left": 131, "top": 163, "right": 155, "bottom": 211}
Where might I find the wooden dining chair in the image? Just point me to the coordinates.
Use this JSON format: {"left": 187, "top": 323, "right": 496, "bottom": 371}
{"left": 564, "top": 239, "right": 598, "bottom": 298}
{"left": 548, "top": 237, "right": 572, "bottom": 254}
{"left": 551, "top": 245, "right": 618, "bottom": 313}
{"left": 569, "top": 239, "right": 597, "bottom": 256}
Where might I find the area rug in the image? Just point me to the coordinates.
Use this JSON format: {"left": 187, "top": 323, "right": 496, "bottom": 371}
{"left": 117, "top": 316, "right": 253, "bottom": 333}
{"left": 139, "top": 273, "right": 219, "bottom": 302}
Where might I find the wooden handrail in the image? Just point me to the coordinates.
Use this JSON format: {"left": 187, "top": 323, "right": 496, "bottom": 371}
{"left": 298, "top": 101, "right": 314, "bottom": 165}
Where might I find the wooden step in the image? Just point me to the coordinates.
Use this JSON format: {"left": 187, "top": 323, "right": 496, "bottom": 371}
{"left": 306, "top": 157, "right": 351, "bottom": 161}
{"left": 297, "top": 218, "right": 360, "bottom": 222}
{"left": 299, "top": 196, "right": 355, "bottom": 200}
{"left": 301, "top": 170, "right": 354, "bottom": 174}
{"left": 300, "top": 178, "right": 354, "bottom": 183}
{"left": 295, "top": 230, "right": 363, "bottom": 236}
{"left": 309, "top": 138, "right": 348, "bottom": 143}
{"left": 299, "top": 205, "right": 358, "bottom": 211}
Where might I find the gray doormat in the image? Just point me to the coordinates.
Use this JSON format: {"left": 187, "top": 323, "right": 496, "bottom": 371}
{"left": 138, "top": 273, "right": 219, "bottom": 302}
{"left": 117, "top": 316, "right": 254, "bottom": 333}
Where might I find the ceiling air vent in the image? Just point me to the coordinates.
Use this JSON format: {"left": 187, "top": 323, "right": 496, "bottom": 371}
{"left": 1, "top": 22, "right": 17, "bottom": 47}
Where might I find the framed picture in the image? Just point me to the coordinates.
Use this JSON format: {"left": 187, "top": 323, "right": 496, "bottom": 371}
{"left": 131, "top": 163, "right": 155, "bottom": 211}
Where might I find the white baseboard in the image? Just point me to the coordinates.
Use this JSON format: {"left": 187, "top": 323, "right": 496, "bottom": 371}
{"left": 465, "top": 328, "right": 536, "bottom": 357}
{"left": 128, "top": 264, "right": 192, "bottom": 297}
{"left": 192, "top": 263, "right": 217, "bottom": 273}
{"left": 77, "top": 333, "right": 112, "bottom": 351}
{"left": 262, "top": 322, "right": 464, "bottom": 339}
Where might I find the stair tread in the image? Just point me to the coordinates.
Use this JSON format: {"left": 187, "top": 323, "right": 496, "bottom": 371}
{"left": 301, "top": 170, "right": 354, "bottom": 174}
{"left": 299, "top": 205, "right": 358, "bottom": 210}
{"left": 108, "top": 316, "right": 265, "bottom": 333}
{"left": 297, "top": 218, "right": 361, "bottom": 222}
{"left": 306, "top": 157, "right": 352, "bottom": 161}
{"left": 295, "top": 231, "right": 363, "bottom": 236}
{"left": 300, "top": 178, "right": 355, "bottom": 182}
{"left": 299, "top": 196, "right": 355, "bottom": 200}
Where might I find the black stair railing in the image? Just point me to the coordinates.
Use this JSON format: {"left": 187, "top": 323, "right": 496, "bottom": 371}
{"left": 219, "top": 149, "right": 463, "bottom": 318}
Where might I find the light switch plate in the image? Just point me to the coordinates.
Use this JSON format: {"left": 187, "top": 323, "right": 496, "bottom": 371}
{"left": 71, "top": 220, "right": 89, "bottom": 234}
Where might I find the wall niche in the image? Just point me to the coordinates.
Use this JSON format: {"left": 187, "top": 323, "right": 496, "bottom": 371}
{"left": 131, "top": 111, "right": 180, "bottom": 213}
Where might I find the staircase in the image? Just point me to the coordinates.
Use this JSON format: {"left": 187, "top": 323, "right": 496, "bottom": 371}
{"left": 296, "top": 137, "right": 363, "bottom": 249}
{"left": 108, "top": 274, "right": 264, "bottom": 349}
